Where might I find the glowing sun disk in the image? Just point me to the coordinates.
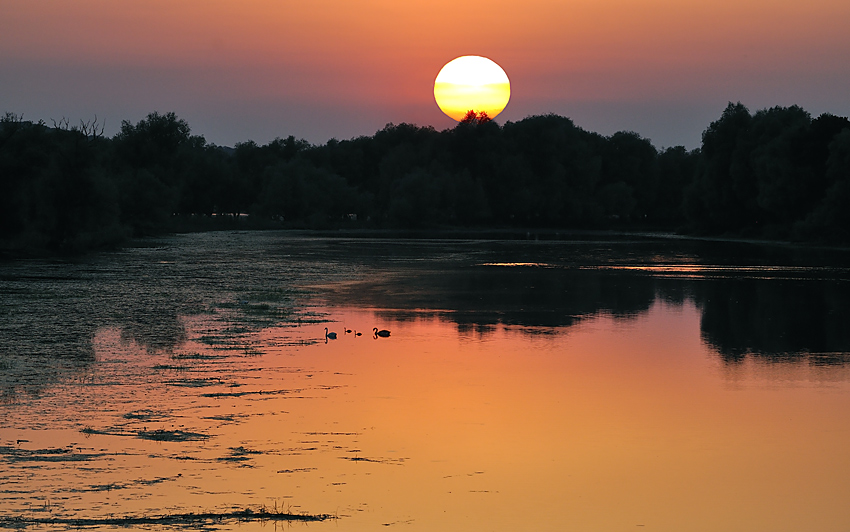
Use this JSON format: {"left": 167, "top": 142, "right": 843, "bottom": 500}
{"left": 434, "top": 56, "right": 511, "bottom": 122}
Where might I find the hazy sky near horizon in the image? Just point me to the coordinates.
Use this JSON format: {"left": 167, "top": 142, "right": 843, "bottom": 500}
{"left": 2, "top": 0, "right": 849, "bottom": 149}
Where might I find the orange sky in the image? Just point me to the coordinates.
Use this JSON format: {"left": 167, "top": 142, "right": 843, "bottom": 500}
{"left": 2, "top": 0, "right": 849, "bottom": 147}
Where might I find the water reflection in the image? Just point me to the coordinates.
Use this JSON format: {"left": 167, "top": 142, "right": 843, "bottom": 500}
{"left": 336, "top": 266, "right": 658, "bottom": 328}
{"left": 4, "top": 304, "right": 850, "bottom": 531}
{"left": 2, "top": 232, "right": 850, "bottom": 404}
{"left": 322, "top": 258, "right": 850, "bottom": 364}
{"left": 0, "top": 234, "right": 328, "bottom": 401}
{"left": 694, "top": 279, "right": 850, "bottom": 363}
{"left": 3, "top": 232, "right": 850, "bottom": 531}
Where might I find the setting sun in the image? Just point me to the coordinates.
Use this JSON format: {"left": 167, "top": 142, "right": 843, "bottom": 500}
{"left": 434, "top": 56, "right": 511, "bottom": 122}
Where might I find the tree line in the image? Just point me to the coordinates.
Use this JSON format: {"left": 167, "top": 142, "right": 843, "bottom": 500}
{"left": 1, "top": 102, "right": 848, "bottom": 255}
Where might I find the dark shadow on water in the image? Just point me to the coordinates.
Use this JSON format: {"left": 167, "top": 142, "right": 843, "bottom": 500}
{"left": 694, "top": 278, "right": 850, "bottom": 363}
{"left": 341, "top": 266, "right": 658, "bottom": 329}
{"left": 332, "top": 265, "right": 850, "bottom": 365}
{"left": 318, "top": 237, "right": 850, "bottom": 365}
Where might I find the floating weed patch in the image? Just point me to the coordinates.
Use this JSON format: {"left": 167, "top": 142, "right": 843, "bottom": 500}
{"left": 241, "top": 346, "right": 264, "bottom": 357}
{"left": 315, "top": 384, "right": 345, "bottom": 390}
{"left": 151, "top": 364, "right": 187, "bottom": 371}
{"left": 222, "top": 290, "right": 302, "bottom": 326}
{"left": 164, "top": 378, "right": 225, "bottom": 388}
{"left": 219, "top": 446, "right": 263, "bottom": 463}
{"left": 290, "top": 311, "right": 331, "bottom": 325}
{"left": 171, "top": 352, "right": 222, "bottom": 361}
{"left": 0, "top": 446, "right": 112, "bottom": 463}
{"left": 123, "top": 409, "right": 163, "bottom": 421}
{"left": 244, "top": 287, "right": 299, "bottom": 304}
{"left": 137, "top": 429, "right": 210, "bottom": 442}
{"left": 277, "top": 467, "right": 318, "bottom": 474}
{"left": 0, "top": 507, "right": 334, "bottom": 529}
{"left": 202, "top": 388, "right": 299, "bottom": 398}
{"left": 220, "top": 324, "right": 253, "bottom": 336}
{"left": 80, "top": 427, "right": 211, "bottom": 442}
{"left": 229, "top": 445, "right": 262, "bottom": 456}
{"left": 203, "top": 413, "right": 247, "bottom": 423}
{"left": 86, "top": 475, "right": 177, "bottom": 493}
{"left": 205, "top": 414, "right": 234, "bottom": 421}
{"left": 208, "top": 343, "right": 251, "bottom": 351}
{"left": 80, "top": 426, "right": 129, "bottom": 437}
{"left": 303, "top": 431, "right": 362, "bottom": 436}
{"left": 341, "top": 455, "right": 407, "bottom": 465}
{"left": 195, "top": 335, "right": 252, "bottom": 348}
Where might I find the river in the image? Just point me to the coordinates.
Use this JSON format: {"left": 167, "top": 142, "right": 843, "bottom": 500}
{"left": 1, "top": 231, "right": 849, "bottom": 531}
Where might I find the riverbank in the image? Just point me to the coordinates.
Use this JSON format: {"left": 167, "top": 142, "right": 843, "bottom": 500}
{"left": 4, "top": 223, "right": 849, "bottom": 261}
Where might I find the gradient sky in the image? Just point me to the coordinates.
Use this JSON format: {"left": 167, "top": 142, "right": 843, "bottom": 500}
{"left": 2, "top": 0, "right": 849, "bottom": 148}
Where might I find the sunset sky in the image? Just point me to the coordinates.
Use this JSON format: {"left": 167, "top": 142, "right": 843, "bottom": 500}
{"left": 2, "top": 0, "right": 848, "bottom": 149}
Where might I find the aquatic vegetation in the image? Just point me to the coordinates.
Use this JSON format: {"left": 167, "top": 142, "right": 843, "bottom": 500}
{"left": 136, "top": 429, "right": 210, "bottom": 442}
{"left": 0, "top": 445, "right": 112, "bottom": 463}
{"left": 0, "top": 507, "right": 334, "bottom": 529}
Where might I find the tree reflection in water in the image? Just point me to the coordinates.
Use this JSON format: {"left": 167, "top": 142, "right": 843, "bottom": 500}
{"left": 2, "top": 232, "right": 850, "bottom": 404}
{"left": 322, "top": 253, "right": 850, "bottom": 365}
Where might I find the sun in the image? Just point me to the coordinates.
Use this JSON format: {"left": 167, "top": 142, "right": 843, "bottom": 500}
{"left": 434, "top": 56, "right": 511, "bottom": 122}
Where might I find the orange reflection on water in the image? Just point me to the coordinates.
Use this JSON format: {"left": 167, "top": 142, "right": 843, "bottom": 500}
{"left": 2, "top": 301, "right": 850, "bottom": 531}
{"left": 254, "top": 302, "right": 850, "bottom": 531}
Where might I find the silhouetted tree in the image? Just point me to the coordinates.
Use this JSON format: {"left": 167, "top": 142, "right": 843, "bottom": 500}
{"left": 655, "top": 146, "right": 699, "bottom": 225}
{"left": 0, "top": 114, "right": 125, "bottom": 252}
{"left": 598, "top": 131, "right": 657, "bottom": 221}
{"left": 795, "top": 128, "right": 850, "bottom": 242}
{"left": 684, "top": 103, "right": 850, "bottom": 241}
{"left": 747, "top": 105, "right": 815, "bottom": 237}
{"left": 459, "top": 110, "right": 492, "bottom": 125}
{"left": 4, "top": 102, "right": 850, "bottom": 255}
{"left": 685, "top": 102, "right": 758, "bottom": 233}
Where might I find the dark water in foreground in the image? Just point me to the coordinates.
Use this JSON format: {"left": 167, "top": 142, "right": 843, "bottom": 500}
{"left": 1, "top": 231, "right": 849, "bottom": 531}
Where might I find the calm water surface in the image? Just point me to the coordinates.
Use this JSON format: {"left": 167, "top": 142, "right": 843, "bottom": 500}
{"left": 1, "top": 232, "right": 850, "bottom": 531}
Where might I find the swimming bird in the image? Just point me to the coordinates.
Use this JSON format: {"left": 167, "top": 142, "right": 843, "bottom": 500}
{"left": 354, "top": 330, "right": 362, "bottom": 337}
{"left": 344, "top": 327, "right": 352, "bottom": 334}
{"left": 373, "top": 328, "right": 391, "bottom": 338}
{"left": 325, "top": 327, "right": 337, "bottom": 340}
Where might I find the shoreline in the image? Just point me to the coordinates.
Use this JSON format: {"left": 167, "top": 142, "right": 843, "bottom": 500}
{"left": 4, "top": 225, "right": 850, "bottom": 261}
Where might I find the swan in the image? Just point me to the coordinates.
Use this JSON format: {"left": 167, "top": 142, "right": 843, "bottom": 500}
{"left": 325, "top": 327, "right": 337, "bottom": 340}
{"left": 373, "top": 327, "right": 390, "bottom": 338}
{"left": 354, "top": 330, "right": 362, "bottom": 337}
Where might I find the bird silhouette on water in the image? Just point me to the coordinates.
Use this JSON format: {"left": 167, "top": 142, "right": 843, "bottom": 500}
{"left": 325, "top": 327, "right": 337, "bottom": 340}
{"left": 373, "top": 328, "right": 390, "bottom": 338}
